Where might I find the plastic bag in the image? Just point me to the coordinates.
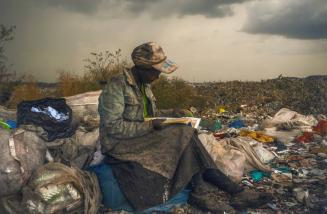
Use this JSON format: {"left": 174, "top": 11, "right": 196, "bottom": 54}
{"left": 47, "top": 128, "right": 99, "bottom": 169}
{"left": 88, "top": 161, "right": 190, "bottom": 213}
{"left": 239, "top": 130, "right": 274, "bottom": 143}
{"left": 65, "top": 91, "right": 101, "bottom": 130}
{"left": 22, "top": 163, "right": 101, "bottom": 214}
{"left": 251, "top": 141, "right": 275, "bottom": 163}
{"left": 297, "top": 132, "right": 314, "bottom": 143}
{"left": 263, "top": 108, "right": 318, "bottom": 131}
{"left": 229, "top": 119, "right": 246, "bottom": 129}
{"left": 198, "top": 133, "right": 246, "bottom": 183}
{"left": 313, "top": 120, "right": 327, "bottom": 136}
{"left": 228, "top": 137, "right": 272, "bottom": 173}
{"left": 0, "top": 129, "right": 46, "bottom": 197}
{"left": 17, "top": 98, "right": 76, "bottom": 141}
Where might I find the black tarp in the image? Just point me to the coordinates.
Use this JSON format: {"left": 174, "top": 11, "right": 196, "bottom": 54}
{"left": 107, "top": 132, "right": 240, "bottom": 211}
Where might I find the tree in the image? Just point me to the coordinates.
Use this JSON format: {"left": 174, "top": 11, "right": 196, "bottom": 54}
{"left": 83, "top": 49, "right": 129, "bottom": 84}
{"left": 0, "top": 25, "right": 15, "bottom": 83}
{"left": 57, "top": 49, "right": 130, "bottom": 96}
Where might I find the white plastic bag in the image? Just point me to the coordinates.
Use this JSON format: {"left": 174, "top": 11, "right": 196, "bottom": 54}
{"left": 228, "top": 137, "right": 272, "bottom": 173}
{"left": 252, "top": 141, "right": 275, "bottom": 164}
{"left": 263, "top": 108, "right": 318, "bottom": 132}
{"left": 65, "top": 91, "right": 101, "bottom": 128}
{"left": 199, "top": 134, "right": 246, "bottom": 183}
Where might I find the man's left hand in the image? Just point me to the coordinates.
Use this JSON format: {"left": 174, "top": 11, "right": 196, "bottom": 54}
{"left": 172, "top": 109, "right": 194, "bottom": 117}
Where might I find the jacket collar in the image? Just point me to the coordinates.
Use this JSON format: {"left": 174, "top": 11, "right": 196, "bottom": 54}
{"left": 123, "top": 67, "right": 151, "bottom": 88}
{"left": 123, "top": 67, "right": 137, "bottom": 86}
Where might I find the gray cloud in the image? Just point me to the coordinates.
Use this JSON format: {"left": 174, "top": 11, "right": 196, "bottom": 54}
{"left": 0, "top": 0, "right": 326, "bottom": 82}
{"left": 176, "top": 0, "right": 250, "bottom": 17}
{"left": 35, "top": 0, "right": 252, "bottom": 18}
{"left": 39, "top": 0, "right": 105, "bottom": 14}
{"left": 243, "top": 0, "right": 327, "bottom": 40}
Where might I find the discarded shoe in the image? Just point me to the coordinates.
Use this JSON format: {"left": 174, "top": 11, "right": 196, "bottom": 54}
{"left": 230, "top": 189, "right": 273, "bottom": 210}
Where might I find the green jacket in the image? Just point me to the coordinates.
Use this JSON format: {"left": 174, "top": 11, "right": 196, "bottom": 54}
{"left": 98, "top": 68, "right": 172, "bottom": 152}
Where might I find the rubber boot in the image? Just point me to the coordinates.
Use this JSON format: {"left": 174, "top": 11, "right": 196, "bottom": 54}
{"left": 230, "top": 188, "right": 273, "bottom": 210}
{"left": 203, "top": 169, "right": 243, "bottom": 195}
{"left": 188, "top": 173, "right": 236, "bottom": 214}
{"left": 189, "top": 190, "right": 236, "bottom": 214}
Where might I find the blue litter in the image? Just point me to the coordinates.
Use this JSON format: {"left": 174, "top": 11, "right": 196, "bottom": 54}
{"left": 88, "top": 162, "right": 134, "bottom": 212}
{"left": 142, "top": 188, "right": 191, "bottom": 214}
{"left": 228, "top": 119, "right": 245, "bottom": 129}
{"left": 6, "top": 120, "right": 17, "bottom": 129}
{"left": 88, "top": 162, "right": 190, "bottom": 213}
{"left": 249, "top": 170, "right": 271, "bottom": 182}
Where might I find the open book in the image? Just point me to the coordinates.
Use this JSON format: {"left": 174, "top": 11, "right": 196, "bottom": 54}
{"left": 145, "top": 117, "right": 201, "bottom": 129}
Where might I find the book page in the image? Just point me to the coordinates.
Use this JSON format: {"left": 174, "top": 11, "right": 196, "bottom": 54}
{"left": 145, "top": 117, "right": 201, "bottom": 129}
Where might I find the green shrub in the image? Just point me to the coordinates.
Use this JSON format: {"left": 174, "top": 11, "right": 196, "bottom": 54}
{"left": 151, "top": 76, "right": 213, "bottom": 110}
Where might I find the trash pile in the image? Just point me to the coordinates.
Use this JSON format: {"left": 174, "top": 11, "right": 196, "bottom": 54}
{"left": 0, "top": 91, "right": 102, "bottom": 214}
{"left": 193, "top": 107, "right": 327, "bottom": 213}
{"left": 0, "top": 89, "right": 326, "bottom": 213}
{"left": 194, "top": 75, "right": 327, "bottom": 116}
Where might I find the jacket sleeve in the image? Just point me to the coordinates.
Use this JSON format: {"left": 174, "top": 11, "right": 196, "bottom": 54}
{"left": 99, "top": 77, "right": 154, "bottom": 139}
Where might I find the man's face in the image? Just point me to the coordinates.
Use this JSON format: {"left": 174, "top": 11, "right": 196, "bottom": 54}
{"left": 140, "top": 67, "right": 161, "bottom": 84}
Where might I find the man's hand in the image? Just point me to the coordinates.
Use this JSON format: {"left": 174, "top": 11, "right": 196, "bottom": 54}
{"left": 152, "top": 118, "right": 167, "bottom": 130}
{"left": 172, "top": 108, "right": 194, "bottom": 118}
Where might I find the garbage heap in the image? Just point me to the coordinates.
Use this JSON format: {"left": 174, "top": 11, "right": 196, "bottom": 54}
{"left": 0, "top": 91, "right": 102, "bottom": 214}
{"left": 189, "top": 107, "right": 327, "bottom": 214}
{"left": 193, "top": 75, "right": 327, "bottom": 116}
{"left": 0, "top": 90, "right": 326, "bottom": 214}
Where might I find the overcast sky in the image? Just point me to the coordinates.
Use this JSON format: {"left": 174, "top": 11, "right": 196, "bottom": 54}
{"left": 1, "top": 0, "right": 326, "bottom": 82}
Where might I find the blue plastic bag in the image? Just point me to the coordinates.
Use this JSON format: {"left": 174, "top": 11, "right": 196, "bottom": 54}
{"left": 6, "top": 120, "right": 17, "bottom": 129}
{"left": 88, "top": 163, "right": 134, "bottom": 212}
{"left": 88, "top": 162, "right": 190, "bottom": 213}
{"left": 142, "top": 188, "right": 191, "bottom": 214}
{"left": 249, "top": 170, "right": 270, "bottom": 182}
{"left": 229, "top": 119, "right": 245, "bottom": 129}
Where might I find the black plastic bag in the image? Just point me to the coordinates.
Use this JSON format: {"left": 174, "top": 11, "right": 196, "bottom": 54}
{"left": 17, "top": 98, "right": 76, "bottom": 141}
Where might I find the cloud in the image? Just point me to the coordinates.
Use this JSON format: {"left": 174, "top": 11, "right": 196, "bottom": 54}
{"left": 39, "top": 0, "right": 105, "bottom": 14}
{"left": 36, "top": 0, "right": 252, "bottom": 18}
{"left": 176, "top": 0, "right": 251, "bottom": 17}
{"left": 1, "top": 0, "right": 326, "bottom": 82}
{"left": 243, "top": 0, "right": 327, "bottom": 40}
